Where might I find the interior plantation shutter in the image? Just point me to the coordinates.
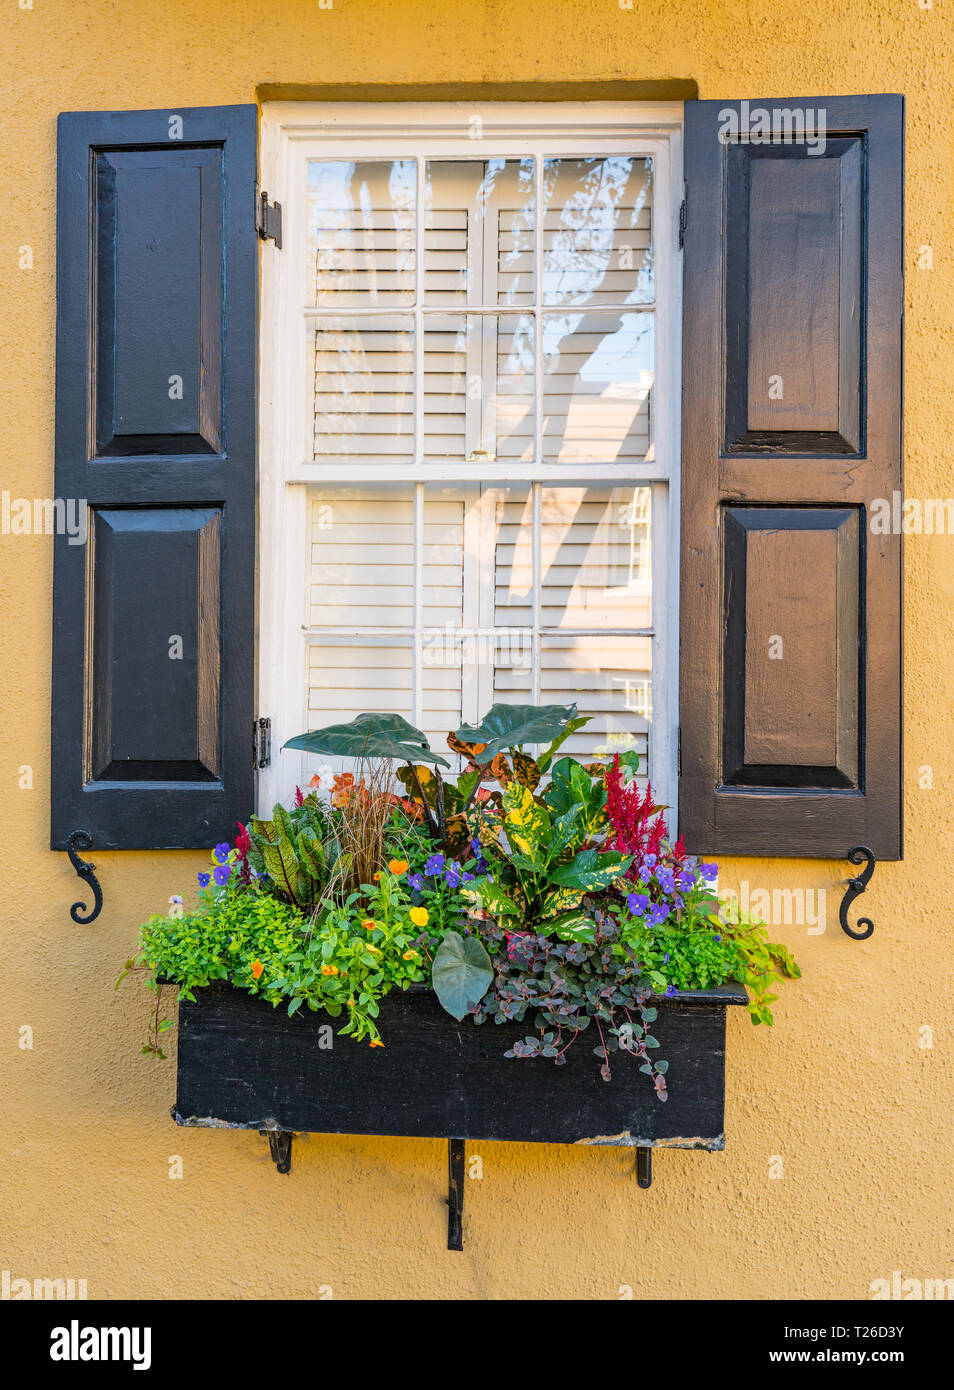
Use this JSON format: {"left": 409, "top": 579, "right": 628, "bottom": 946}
{"left": 679, "top": 95, "right": 903, "bottom": 859}
{"left": 52, "top": 106, "right": 257, "bottom": 849}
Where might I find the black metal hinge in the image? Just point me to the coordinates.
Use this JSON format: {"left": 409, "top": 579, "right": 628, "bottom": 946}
{"left": 253, "top": 717, "right": 272, "bottom": 770}
{"left": 678, "top": 197, "right": 687, "bottom": 250}
{"left": 256, "top": 190, "right": 282, "bottom": 248}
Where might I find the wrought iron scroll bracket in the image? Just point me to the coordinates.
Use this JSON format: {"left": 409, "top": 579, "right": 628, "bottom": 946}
{"left": 67, "top": 830, "right": 103, "bottom": 924}
{"left": 840, "top": 845, "right": 875, "bottom": 940}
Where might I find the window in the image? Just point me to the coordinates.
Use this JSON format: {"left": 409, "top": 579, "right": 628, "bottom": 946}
{"left": 260, "top": 103, "right": 682, "bottom": 815}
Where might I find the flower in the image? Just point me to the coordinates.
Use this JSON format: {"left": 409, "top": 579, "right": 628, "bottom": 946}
{"left": 372, "top": 872, "right": 382, "bottom": 881}
{"left": 321, "top": 963, "right": 339, "bottom": 976}
{"left": 402, "top": 949, "right": 420, "bottom": 962}
{"left": 648, "top": 903, "right": 668, "bottom": 927}
{"left": 665, "top": 984, "right": 677, "bottom": 997}
{"left": 424, "top": 852, "right": 445, "bottom": 876}
{"left": 388, "top": 858, "right": 408, "bottom": 875}
{"left": 213, "top": 863, "right": 231, "bottom": 887}
{"left": 294, "top": 785, "right": 304, "bottom": 807}
{"left": 170, "top": 894, "right": 182, "bottom": 905}
{"left": 369, "top": 1039, "right": 385, "bottom": 1048}
{"left": 251, "top": 960, "right": 264, "bottom": 979}
{"left": 444, "top": 864, "right": 461, "bottom": 889}
{"left": 309, "top": 773, "right": 322, "bottom": 789}
{"left": 638, "top": 865, "right": 653, "bottom": 884}
{"left": 408, "top": 873, "right": 424, "bottom": 890}
{"left": 409, "top": 906, "right": 429, "bottom": 927}
{"left": 361, "top": 918, "right": 375, "bottom": 931}
{"left": 366, "top": 944, "right": 381, "bottom": 955}
{"left": 213, "top": 842, "right": 231, "bottom": 865}
{"left": 197, "top": 872, "right": 210, "bottom": 888}
{"left": 643, "top": 854, "right": 658, "bottom": 869}
{"left": 627, "top": 891, "right": 650, "bottom": 915}
{"left": 701, "top": 862, "right": 719, "bottom": 881}
{"left": 656, "top": 867, "right": 675, "bottom": 895}
{"left": 462, "top": 872, "right": 475, "bottom": 883}
{"left": 675, "top": 870, "right": 696, "bottom": 891}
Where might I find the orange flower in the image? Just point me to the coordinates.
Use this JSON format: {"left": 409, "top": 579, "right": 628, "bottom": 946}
{"left": 369, "top": 1039, "right": 385, "bottom": 1048}
{"left": 333, "top": 772, "right": 354, "bottom": 790}
{"left": 308, "top": 773, "right": 322, "bottom": 789}
{"left": 251, "top": 960, "right": 264, "bottom": 979}
{"left": 321, "top": 964, "right": 339, "bottom": 976}
{"left": 372, "top": 871, "right": 382, "bottom": 881}
{"left": 388, "top": 858, "right": 409, "bottom": 875}
{"left": 361, "top": 919, "right": 375, "bottom": 931}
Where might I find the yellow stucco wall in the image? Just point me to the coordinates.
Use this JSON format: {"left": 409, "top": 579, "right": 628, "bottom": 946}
{"left": 1, "top": 0, "right": 951, "bottom": 1300}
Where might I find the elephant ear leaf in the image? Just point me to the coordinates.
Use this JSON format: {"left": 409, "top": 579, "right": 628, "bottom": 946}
{"left": 431, "top": 930, "right": 494, "bottom": 1021}
{"left": 454, "top": 703, "right": 581, "bottom": 766}
{"left": 283, "top": 713, "right": 450, "bottom": 767}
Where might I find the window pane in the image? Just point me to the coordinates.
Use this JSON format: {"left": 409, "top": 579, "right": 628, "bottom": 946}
{"left": 307, "top": 159, "right": 416, "bottom": 306}
{"left": 312, "top": 317, "right": 414, "bottom": 463}
{"left": 422, "top": 314, "right": 534, "bottom": 463}
{"left": 425, "top": 158, "right": 535, "bottom": 305}
{"left": 542, "top": 156, "right": 653, "bottom": 307}
{"left": 543, "top": 311, "right": 653, "bottom": 464}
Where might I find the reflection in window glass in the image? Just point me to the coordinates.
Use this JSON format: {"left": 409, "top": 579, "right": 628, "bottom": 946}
{"left": 542, "top": 156, "right": 653, "bottom": 307}
{"left": 307, "top": 160, "right": 417, "bottom": 305}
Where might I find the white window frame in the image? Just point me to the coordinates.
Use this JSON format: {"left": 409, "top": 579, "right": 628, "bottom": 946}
{"left": 258, "top": 100, "right": 684, "bottom": 824}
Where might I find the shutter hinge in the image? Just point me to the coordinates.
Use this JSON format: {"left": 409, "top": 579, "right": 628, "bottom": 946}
{"left": 678, "top": 197, "right": 687, "bottom": 250}
{"left": 256, "top": 190, "right": 282, "bottom": 248}
{"left": 677, "top": 725, "right": 682, "bottom": 777}
{"left": 253, "top": 717, "right": 272, "bottom": 770}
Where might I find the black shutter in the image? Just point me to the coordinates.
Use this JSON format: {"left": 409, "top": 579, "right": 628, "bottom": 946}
{"left": 52, "top": 106, "right": 257, "bottom": 849}
{"left": 680, "top": 96, "right": 903, "bottom": 859}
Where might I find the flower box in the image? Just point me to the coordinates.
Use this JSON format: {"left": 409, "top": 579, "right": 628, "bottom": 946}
{"left": 173, "top": 981, "right": 747, "bottom": 1151}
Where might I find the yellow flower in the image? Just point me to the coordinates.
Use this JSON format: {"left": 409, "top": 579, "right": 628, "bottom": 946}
{"left": 369, "top": 1039, "right": 385, "bottom": 1048}
{"left": 409, "top": 906, "right": 429, "bottom": 927}
{"left": 389, "top": 858, "right": 408, "bottom": 875}
{"left": 402, "top": 949, "right": 420, "bottom": 962}
{"left": 321, "top": 964, "right": 339, "bottom": 976}
{"left": 366, "top": 944, "right": 381, "bottom": 955}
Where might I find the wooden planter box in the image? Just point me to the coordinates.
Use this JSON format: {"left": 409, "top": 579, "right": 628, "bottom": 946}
{"left": 172, "top": 980, "right": 747, "bottom": 1242}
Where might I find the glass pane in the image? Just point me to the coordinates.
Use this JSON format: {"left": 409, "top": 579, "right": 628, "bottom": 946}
{"left": 307, "top": 160, "right": 416, "bottom": 305}
{"left": 538, "top": 486, "right": 652, "bottom": 628}
{"left": 425, "top": 159, "right": 535, "bottom": 305}
{"left": 312, "top": 317, "right": 414, "bottom": 464}
{"left": 542, "top": 156, "right": 653, "bottom": 307}
{"left": 422, "top": 314, "right": 534, "bottom": 463}
{"left": 539, "top": 633, "right": 651, "bottom": 769}
{"left": 542, "top": 311, "right": 653, "bottom": 464}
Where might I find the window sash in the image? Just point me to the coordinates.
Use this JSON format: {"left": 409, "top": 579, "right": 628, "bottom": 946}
{"left": 259, "top": 101, "right": 683, "bottom": 822}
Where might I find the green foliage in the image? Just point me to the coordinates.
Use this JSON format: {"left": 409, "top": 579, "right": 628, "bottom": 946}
{"left": 462, "top": 780, "right": 632, "bottom": 940}
{"left": 455, "top": 702, "right": 589, "bottom": 770}
{"left": 431, "top": 930, "right": 494, "bottom": 1021}
{"left": 713, "top": 902, "right": 802, "bottom": 1025}
{"left": 245, "top": 796, "right": 351, "bottom": 909}
{"left": 283, "top": 712, "right": 450, "bottom": 767}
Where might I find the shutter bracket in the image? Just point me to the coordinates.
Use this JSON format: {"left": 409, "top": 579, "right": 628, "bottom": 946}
{"left": 678, "top": 197, "right": 687, "bottom": 250}
{"left": 839, "top": 845, "right": 876, "bottom": 940}
{"left": 254, "top": 717, "right": 272, "bottom": 770}
{"left": 256, "top": 190, "right": 282, "bottom": 248}
{"left": 66, "top": 829, "right": 103, "bottom": 925}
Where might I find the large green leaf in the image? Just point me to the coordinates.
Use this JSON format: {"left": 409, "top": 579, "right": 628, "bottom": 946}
{"left": 431, "top": 930, "right": 494, "bottom": 1020}
{"left": 547, "top": 911, "right": 595, "bottom": 944}
{"left": 454, "top": 703, "right": 581, "bottom": 766}
{"left": 502, "top": 783, "right": 551, "bottom": 860}
{"left": 549, "top": 847, "right": 633, "bottom": 892}
{"left": 459, "top": 876, "right": 522, "bottom": 918}
{"left": 284, "top": 713, "right": 450, "bottom": 767}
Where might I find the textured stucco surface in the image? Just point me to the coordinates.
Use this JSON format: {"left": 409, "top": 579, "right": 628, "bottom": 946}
{"left": 0, "top": 0, "right": 951, "bottom": 1300}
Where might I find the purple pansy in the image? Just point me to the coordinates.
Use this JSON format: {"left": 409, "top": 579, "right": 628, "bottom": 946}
{"left": 445, "top": 864, "right": 461, "bottom": 889}
{"left": 648, "top": 903, "right": 668, "bottom": 927}
{"left": 197, "top": 872, "right": 210, "bottom": 888}
{"left": 213, "top": 863, "right": 231, "bottom": 887}
{"left": 627, "top": 891, "right": 650, "bottom": 915}
{"left": 213, "top": 842, "right": 231, "bottom": 865}
{"left": 424, "top": 852, "right": 445, "bottom": 876}
{"left": 656, "top": 867, "right": 675, "bottom": 894}
{"left": 408, "top": 873, "right": 424, "bottom": 891}
{"left": 665, "top": 984, "right": 677, "bottom": 998}
{"left": 676, "top": 870, "right": 696, "bottom": 891}
{"left": 700, "top": 862, "right": 719, "bottom": 881}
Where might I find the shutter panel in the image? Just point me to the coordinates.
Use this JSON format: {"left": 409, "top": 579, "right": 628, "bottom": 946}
{"left": 52, "top": 106, "right": 257, "bottom": 849}
{"left": 680, "top": 95, "right": 903, "bottom": 859}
